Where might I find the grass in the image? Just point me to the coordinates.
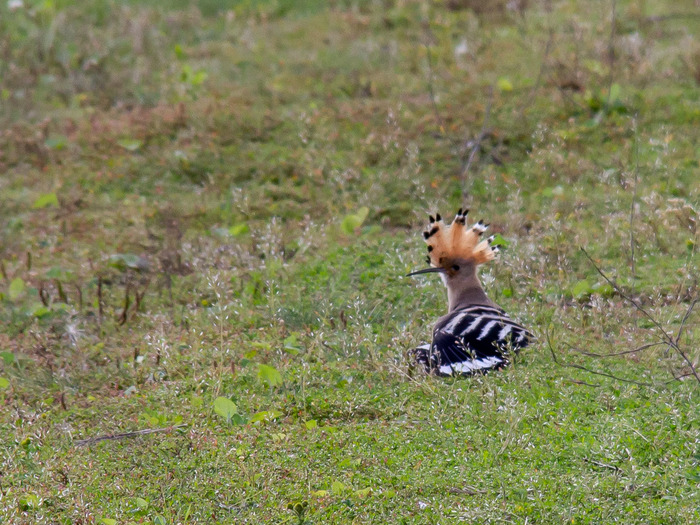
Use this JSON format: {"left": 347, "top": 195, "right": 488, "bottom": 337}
{"left": 1, "top": 0, "right": 699, "bottom": 523}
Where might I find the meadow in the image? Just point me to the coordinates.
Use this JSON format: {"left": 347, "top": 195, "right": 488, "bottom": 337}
{"left": 1, "top": 0, "right": 699, "bottom": 523}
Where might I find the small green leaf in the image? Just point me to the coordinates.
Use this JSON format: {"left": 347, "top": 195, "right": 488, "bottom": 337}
{"left": 9, "top": 278, "right": 25, "bottom": 300}
{"left": 0, "top": 352, "right": 15, "bottom": 364}
{"left": 44, "top": 135, "right": 67, "bottom": 150}
{"left": 355, "top": 487, "right": 372, "bottom": 497}
{"left": 211, "top": 227, "right": 231, "bottom": 238}
{"left": 230, "top": 414, "right": 248, "bottom": 425}
{"left": 311, "top": 490, "right": 329, "bottom": 497}
{"left": 32, "top": 305, "right": 51, "bottom": 318}
{"left": 191, "top": 70, "right": 208, "bottom": 86}
{"left": 305, "top": 419, "right": 318, "bottom": 429}
{"left": 0, "top": 377, "right": 10, "bottom": 389}
{"left": 287, "top": 500, "right": 309, "bottom": 517}
{"left": 257, "top": 363, "right": 283, "bottom": 388}
{"left": 154, "top": 516, "right": 167, "bottom": 525}
{"left": 340, "top": 206, "right": 369, "bottom": 234}
{"left": 135, "top": 497, "right": 148, "bottom": 510}
{"left": 108, "top": 253, "right": 149, "bottom": 272}
{"left": 591, "top": 282, "right": 614, "bottom": 297}
{"left": 283, "top": 334, "right": 302, "bottom": 354}
{"left": 497, "top": 77, "right": 513, "bottom": 92}
{"left": 117, "top": 138, "right": 143, "bottom": 152}
{"left": 489, "top": 234, "right": 509, "bottom": 248}
{"left": 45, "top": 266, "right": 75, "bottom": 280}
{"left": 100, "top": 519, "right": 117, "bottom": 525}
{"left": 572, "top": 280, "right": 592, "bottom": 299}
{"left": 174, "top": 44, "right": 185, "bottom": 60}
{"left": 331, "top": 481, "right": 346, "bottom": 495}
{"left": 32, "top": 192, "right": 59, "bottom": 209}
{"left": 229, "top": 223, "right": 249, "bottom": 236}
{"left": 250, "top": 410, "right": 283, "bottom": 423}
{"left": 608, "top": 83, "right": 621, "bottom": 104}
{"left": 18, "top": 494, "right": 40, "bottom": 510}
{"left": 213, "top": 396, "right": 238, "bottom": 423}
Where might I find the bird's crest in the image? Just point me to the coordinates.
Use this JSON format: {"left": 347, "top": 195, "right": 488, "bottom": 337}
{"left": 423, "top": 208, "right": 497, "bottom": 267}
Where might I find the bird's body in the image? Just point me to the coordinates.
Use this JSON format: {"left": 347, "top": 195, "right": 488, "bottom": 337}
{"left": 409, "top": 208, "right": 532, "bottom": 377}
{"left": 413, "top": 304, "right": 532, "bottom": 377}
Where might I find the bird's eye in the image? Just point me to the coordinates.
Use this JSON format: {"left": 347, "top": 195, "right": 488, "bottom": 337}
{"left": 452, "top": 264, "right": 460, "bottom": 271}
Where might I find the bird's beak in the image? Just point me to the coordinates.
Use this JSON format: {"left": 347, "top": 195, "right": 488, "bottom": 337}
{"left": 406, "top": 267, "right": 446, "bottom": 277}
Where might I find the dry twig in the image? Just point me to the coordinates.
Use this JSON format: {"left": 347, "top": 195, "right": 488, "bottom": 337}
{"left": 74, "top": 424, "right": 188, "bottom": 447}
{"left": 605, "top": 0, "right": 617, "bottom": 109}
{"left": 580, "top": 247, "right": 700, "bottom": 384}
{"left": 584, "top": 457, "right": 621, "bottom": 473}
{"left": 459, "top": 86, "right": 494, "bottom": 199}
{"left": 547, "top": 330, "right": 656, "bottom": 387}
{"left": 629, "top": 116, "right": 639, "bottom": 279}
{"left": 424, "top": 42, "right": 457, "bottom": 148}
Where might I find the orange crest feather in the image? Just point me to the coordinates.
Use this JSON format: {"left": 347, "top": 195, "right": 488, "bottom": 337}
{"left": 423, "top": 209, "right": 498, "bottom": 267}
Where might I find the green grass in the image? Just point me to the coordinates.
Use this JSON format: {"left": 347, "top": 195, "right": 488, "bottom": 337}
{"left": 1, "top": 0, "right": 699, "bottom": 523}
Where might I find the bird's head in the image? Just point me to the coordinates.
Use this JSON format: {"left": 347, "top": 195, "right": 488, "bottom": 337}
{"left": 407, "top": 208, "right": 499, "bottom": 282}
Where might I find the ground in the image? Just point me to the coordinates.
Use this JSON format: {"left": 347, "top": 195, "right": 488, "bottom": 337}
{"left": 0, "top": 0, "right": 699, "bottom": 523}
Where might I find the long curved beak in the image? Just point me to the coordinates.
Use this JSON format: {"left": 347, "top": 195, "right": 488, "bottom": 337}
{"left": 406, "top": 267, "right": 446, "bottom": 277}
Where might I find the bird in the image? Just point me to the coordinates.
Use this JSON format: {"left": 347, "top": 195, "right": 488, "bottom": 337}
{"left": 408, "top": 208, "right": 533, "bottom": 377}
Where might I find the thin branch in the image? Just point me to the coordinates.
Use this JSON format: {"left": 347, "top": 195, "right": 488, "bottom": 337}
{"left": 668, "top": 372, "right": 698, "bottom": 383}
{"left": 424, "top": 42, "right": 456, "bottom": 147}
{"left": 605, "top": 0, "right": 617, "bottom": 109}
{"left": 564, "top": 379, "right": 601, "bottom": 388}
{"left": 75, "top": 283, "right": 83, "bottom": 312}
{"left": 580, "top": 247, "right": 700, "bottom": 384}
{"left": 629, "top": 115, "right": 639, "bottom": 280}
{"left": 546, "top": 328, "right": 656, "bottom": 387}
{"left": 518, "top": 27, "right": 554, "bottom": 118}
{"left": 675, "top": 299, "right": 697, "bottom": 345}
{"left": 459, "top": 86, "right": 494, "bottom": 199}
{"left": 74, "top": 424, "right": 187, "bottom": 447}
{"left": 118, "top": 280, "right": 131, "bottom": 326}
{"left": 583, "top": 457, "right": 621, "bottom": 473}
{"left": 447, "top": 486, "right": 486, "bottom": 496}
{"left": 321, "top": 341, "right": 337, "bottom": 354}
{"left": 97, "top": 275, "right": 104, "bottom": 321}
{"left": 645, "top": 13, "right": 700, "bottom": 23}
{"left": 563, "top": 341, "right": 667, "bottom": 359}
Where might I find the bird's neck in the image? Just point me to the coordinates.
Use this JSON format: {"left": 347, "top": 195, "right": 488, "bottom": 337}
{"left": 446, "top": 273, "right": 494, "bottom": 312}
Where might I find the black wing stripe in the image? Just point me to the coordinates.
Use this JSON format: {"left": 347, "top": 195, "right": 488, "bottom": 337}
{"left": 415, "top": 305, "right": 532, "bottom": 377}
{"left": 442, "top": 313, "right": 529, "bottom": 339}
{"left": 457, "top": 305, "right": 506, "bottom": 317}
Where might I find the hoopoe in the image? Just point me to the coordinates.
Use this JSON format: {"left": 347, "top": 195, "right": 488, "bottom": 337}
{"left": 408, "top": 208, "right": 533, "bottom": 377}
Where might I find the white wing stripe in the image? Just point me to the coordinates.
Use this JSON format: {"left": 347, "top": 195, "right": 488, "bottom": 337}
{"left": 497, "top": 325, "right": 512, "bottom": 341}
{"left": 460, "top": 306, "right": 505, "bottom": 316}
{"left": 439, "top": 355, "right": 503, "bottom": 376}
{"left": 464, "top": 317, "right": 483, "bottom": 334}
{"left": 444, "top": 313, "right": 468, "bottom": 334}
{"left": 477, "top": 320, "right": 498, "bottom": 340}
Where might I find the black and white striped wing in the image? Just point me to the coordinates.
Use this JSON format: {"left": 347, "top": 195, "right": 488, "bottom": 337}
{"left": 413, "top": 305, "right": 533, "bottom": 377}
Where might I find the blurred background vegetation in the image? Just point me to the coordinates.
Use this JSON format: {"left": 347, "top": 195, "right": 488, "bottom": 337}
{"left": 1, "top": 0, "right": 699, "bottom": 523}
